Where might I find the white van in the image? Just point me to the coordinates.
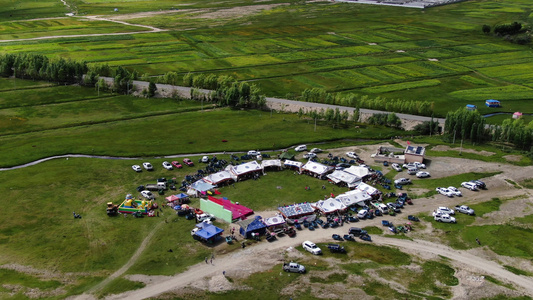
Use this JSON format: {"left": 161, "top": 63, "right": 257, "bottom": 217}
{"left": 407, "top": 167, "right": 418, "bottom": 175}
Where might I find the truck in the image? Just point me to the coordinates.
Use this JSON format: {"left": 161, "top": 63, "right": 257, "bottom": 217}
{"left": 283, "top": 262, "right": 306, "bottom": 273}
{"left": 434, "top": 213, "right": 456, "bottom": 223}
{"left": 145, "top": 182, "right": 167, "bottom": 191}
{"left": 455, "top": 205, "right": 475, "bottom": 215}
{"left": 371, "top": 202, "right": 389, "bottom": 214}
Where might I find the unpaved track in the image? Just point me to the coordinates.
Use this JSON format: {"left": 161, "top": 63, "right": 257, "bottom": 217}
{"left": 97, "top": 228, "right": 533, "bottom": 300}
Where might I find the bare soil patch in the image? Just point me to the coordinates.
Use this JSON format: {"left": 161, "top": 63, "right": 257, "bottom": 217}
{"left": 432, "top": 145, "right": 495, "bottom": 156}
{"left": 191, "top": 4, "right": 287, "bottom": 20}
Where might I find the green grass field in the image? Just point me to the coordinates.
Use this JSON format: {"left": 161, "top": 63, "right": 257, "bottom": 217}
{"left": 2, "top": 0, "right": 533, "bottom": 117}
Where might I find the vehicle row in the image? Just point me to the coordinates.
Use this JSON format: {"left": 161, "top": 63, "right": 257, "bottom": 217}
{"left": 132, "top": 159, "right": 194, "bottom": 172}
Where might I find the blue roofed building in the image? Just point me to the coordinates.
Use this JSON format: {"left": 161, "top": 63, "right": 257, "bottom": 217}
{"left": 485, "top": 99, "right": 500, "bottom": 108}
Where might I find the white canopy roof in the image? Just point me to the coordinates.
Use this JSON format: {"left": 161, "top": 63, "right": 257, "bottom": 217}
{"left": 264, "top": 215, "right": 286, "bottom": 227}
{"left": 229, "top": 161, "right": 263, "bottom": 176}
{"left": 356, "top": 182, "right": 380, "bottom": 195}
{"left": 261, "top": 159, "right": 282, "bottom": 168}
{"left": 344, "top": 166, "right": 371, "bottom": 178}
{"left": 313, "top": 198, "right": 346, "bottom": 214}
{"left": 302, "top": 161, "right": 333, "bottom": 176}
{"left": 283, "top": 160, "right": 302, "bottom": 168}
{"left": 327, "top": 170, "right": 362, "bottom": 187}
{"left": 336, "top": 189, "right": 371, "bottom": 206}
{"left": 203, "top": 171, "right": 235, "bottom": 185}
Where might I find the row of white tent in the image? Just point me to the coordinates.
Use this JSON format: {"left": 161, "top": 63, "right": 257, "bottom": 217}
{"left": 188, "top": 159, "right": 375, "bottom": 196}
{"left": 313, "top": 182, "right": 379, "bottom": 214}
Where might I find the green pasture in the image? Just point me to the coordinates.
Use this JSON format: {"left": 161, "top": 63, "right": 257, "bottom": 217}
{"left": 0, "top": 18, "right": 150, "bottom": 40}
{"left": 0, "top": 0, "right": 67, "bottom": 20}
{"left": 2, "top": 0, "right": 533, "bottom": 116}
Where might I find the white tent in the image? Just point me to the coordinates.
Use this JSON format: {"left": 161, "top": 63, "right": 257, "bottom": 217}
{"left": 283, "top": 160, "right": 302, "bottom": 169}
{"left": 228, "top": 161, "right": 263, "bottom": 177}
{"left": 261, "top": 159, "right": 283, "bottom": 169}
{"left": 344, "top": 166, "right": 371, "bottom": 178}
{"left": 327, "top": 170, "right": 362, "bottom": 188}
{"left": 264, "top": 215, "right": 286, "bottom": 227}
{"left": 302, "top": 161, "right": 334, "bottom": 178}
{"left": 203, "top": 171, "right": 235, "bottom": 185}
{"left": 336, "top": 189, "right": 371, "bottom": 207}
{"left": 313, "top": 198, "right": 347, "bottom": 214}
{"left": 356, "top": 182, "right": 380, "bottom": 196}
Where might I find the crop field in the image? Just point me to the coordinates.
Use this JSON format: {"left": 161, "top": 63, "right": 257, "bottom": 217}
{"left": 2, "top": 1, "right": 533, "bottom": 117}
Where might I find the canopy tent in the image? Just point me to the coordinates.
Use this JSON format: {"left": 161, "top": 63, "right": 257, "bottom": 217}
{"left": 313, "top": 198, "right": 347, "bottom": 214}
{"left": 165, "top": 193, "right": 190, "bottom": 204}
{"left": 187, "top": 180, "right": 216, "bottom": 197}
{"left": 343, "top": 166, "right": 371, "bottom": 178}
{"left": 237, "top": 216, "right": 267, "bottom": 239}
{"left": 207, "top": 196, "right": 254, "bottom": 221}
{"left": 229, "top": 161, "right": 263, "bottom": 178}
{"left": 261, "top": 159, "right": 283, "bottom": 170}
{"left": 278, "top": 202, "right": 315, "bottom": 219}
{"left": 203, "top": 171, "right": 235, "bottom": 185}
{"left": 513, "top": 111, "right": 523, "bottom": 119}
{"left": 336, "top": 189, "right": 371, "bottom": 207}
{"left": 356, "top": 182, "right": 380, "bottom": 196}
{"left": 327, "top": 170, "right": 362, "bottom": 188}
{"left": 279, "top": 151, "right": 295, "bottom": 160}
{"left": 466, "top": 104, "right": 477, "bottom": 111}
{"left": 192, "top": 222, "right": 224, "bottom": 243}
{"left": 264, "top": 215, "right": 286, "bottom": 227}
{"left": 283, "top": 160, "right": 302, "bottom": 170}
{"left": 485, "top": 99, "right": 500, "bottom": 107}
{"left": 301, "top": 161, "right": 334, "bottom": 179}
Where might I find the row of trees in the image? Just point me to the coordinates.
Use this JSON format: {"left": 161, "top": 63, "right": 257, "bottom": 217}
{"left": 444, "top": 108, "right": 533, "bottom": 151}
{"left": 299, "top": 88, "right": 434, "bottom": 116}
{"left": 367, "top": 113, "right": 402, "bottom": 129}
{"left": 482, "top": 22, "right": 531, "bottom": 45}
{"left": 297, "top": 107, "right": 360, "bottom": 127}
{"left": 189, "top": 82, "right": 266, "bottom": 109}
{"left": 0, "top": 53, "right": 87, "bottom": 84}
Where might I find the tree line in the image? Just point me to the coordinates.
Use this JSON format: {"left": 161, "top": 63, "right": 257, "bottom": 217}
{"left": 482, "top": 22, "right": 531, "bottom": 45}
{"left": 299, "top": 87, "right": 434, "bottom": 116}
{"left": 444, "top": 108, "right": 533, "bottom": 151}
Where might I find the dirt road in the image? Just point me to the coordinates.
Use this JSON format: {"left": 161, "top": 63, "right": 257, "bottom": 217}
{"left": 98, "top": 228, "right": 533, "bottom": 300}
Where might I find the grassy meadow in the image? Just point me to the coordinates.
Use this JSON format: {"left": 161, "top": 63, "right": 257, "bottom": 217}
{"left": 2, "top": 0, "right": 533, "bottom": 117}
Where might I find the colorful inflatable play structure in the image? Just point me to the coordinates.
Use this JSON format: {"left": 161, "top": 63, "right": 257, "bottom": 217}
{"left": 118, "top": 194, "right": 156, "bottom": 215}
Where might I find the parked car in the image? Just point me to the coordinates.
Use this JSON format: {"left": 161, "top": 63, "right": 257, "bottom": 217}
{"left": 142, "top": 162, "right": 153, "bottom": 170}
{"left": 248, "top": 150, "right": 261, "bottom": 156}
{"left": 455, "top": 205, "right": 475, "bottom": 215}
{"left": 171, "top": 161, "right": 183, "bottom": 169}
{"left": 403, "top": 162, "right": 426, "bottom": 169}
{"left": 407, "top": 167, "right": 419, "bottom": 175}
{"left": 394, "top": 178, "right": 411, "bottom": 185}
{"left": 183, "top": 158, "right": 194, "bottom": 166}
{"left": 310, "top": 148, "right": 323, "bottom": 153}
{"left": 434, "top": 213, "right": 456, "bottom": 223}
{"left": 132, "top": 165, "right": 142, "bottom": 172}
{"left": 295, "top": 145, "right": 307, "bottom": 152}
{"left": 461, "top": 181, "right": 478, "bottom": 191}
{"left": 436, "top": 187, "right": 454, "bottom": 197}
{"left": 336, "top": 163, "right": 351, "bottom": 170}
{"left": 201, "top": 156, "right": 209, "bottom": 163}
{"left": 327, "top": 244, "right": 346, "bottom": 253}
{"left": 302, "top": 241, "right": 322, "bottom": 255}
{"left": 303, "top": 152, "right": 317, "bottom": 159}
{"left": 408, "top": 215, "right": 420, "bottom": 222}
{"left": 386, "top": 202, "right": 401, "bottom": 213}
{"left": 357, "top": 209, "right": 368, "bottom": 219}
{"left": 416, "top": 171, "right": 430, "bottom": 178}
{"left": 141, "top": 190, "right": 155, "bottom": 199}
{"left": 391, "top": 163, "right": 402, "bottom": 171}
{"left": 447, "top": 186, "right": 462, "bottom": 197}
{"left": 433, "top": 206, "right": 455, "bottom": 215}
{"left": 283, "top": 262, "right": 306, "bottom": 273}
{"left": 162, "top": 161, "right": 173, "bottom": 170}
{"left": 346, "top": 152, "right": 358, "bottom": 159}
{"left": 470, "top": 180, "right": 486, "bottom": 189}
{"left": 349, "top": 227, "right": 367, "bottom": 236}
